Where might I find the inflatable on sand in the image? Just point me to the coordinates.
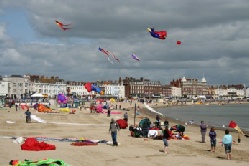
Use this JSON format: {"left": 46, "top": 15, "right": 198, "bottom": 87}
{"left": 38, "top": 104, "right": 52, "bottom": 112}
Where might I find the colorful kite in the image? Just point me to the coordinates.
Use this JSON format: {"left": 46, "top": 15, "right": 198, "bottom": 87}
{"left": 98, "top": 47, "right": 113, "bottom": 63}
{"left": 147, "top": 28, "right": 167, "bottom": 40}
{"left": 98, "top": 47, "right": 120, "bottom": 63}
{"left": 228, "top": 120, "right": 249, "bottom": 138}
{"left": 84, "top": 82, "right": 101, "bottom": 93}
{"left": 54, "top": 20, "right": 71, "bottom": 30}
{"left": 131, "top": 54, "right": 140, "bottom": 61}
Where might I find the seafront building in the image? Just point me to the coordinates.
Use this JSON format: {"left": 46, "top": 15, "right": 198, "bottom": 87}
{"left": 31, "top": 82, "right": 67, "bottom": 98}
{"left": 98, "top": 83, "right": 125, "bottom": 99}
{"left": 171, "top": 87, "right": 182, "bottom": 98}
{"left": 213, "top": 85, "right": 245, "bottom": 99}
{"left": 0, "top": 80, "right": 8, "bottom": 97}
{"left": 0, "top": 74, "right": 248, "bottom": 100}
{"left": 0, "top": 76, "right": 8, "bottom": 105}
{"left": 170, "top": 76, "right": 210, "bottom": 99}
{"left": 2, "top": 75, "right": 31, "bottom": 99}
{"left": 66, "top": 81, "right": 89, "bottom": 97}
{"left": 121, "top": 77, "right": 162, "bottom": 98}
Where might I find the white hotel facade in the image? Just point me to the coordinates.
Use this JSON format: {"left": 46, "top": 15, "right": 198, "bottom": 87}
{"left": 100, "top": 84, "right": 125, "bottom": 99}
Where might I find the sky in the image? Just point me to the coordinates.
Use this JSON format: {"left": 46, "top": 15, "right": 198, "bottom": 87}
{"left": 0, "top": 0, "right": 249, "bottom": 85}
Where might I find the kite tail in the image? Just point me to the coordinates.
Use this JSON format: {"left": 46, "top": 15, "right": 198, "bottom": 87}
{"left": 109, "top": 51, "right": 120, "bottom": 63}
{"left": 107, "top": 57, "right": 113, "bottom": 64}
{"left": 235, "top": 126, "right": 249, "bottom": 138}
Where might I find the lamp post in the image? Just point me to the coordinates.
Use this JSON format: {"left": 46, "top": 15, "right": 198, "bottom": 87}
{"left": 134, "top": 102, "right": 136, "bottom": 126}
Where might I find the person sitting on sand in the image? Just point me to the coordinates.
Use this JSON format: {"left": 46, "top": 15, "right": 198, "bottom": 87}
{"left": 164, "top": 119, "right": 169, "bottom": 127}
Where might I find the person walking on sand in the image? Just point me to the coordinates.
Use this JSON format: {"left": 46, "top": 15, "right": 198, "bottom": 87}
{"left": 209, "top": 127, "right": 217, "bottom": 152}
{"left": 238, "top": 131, "right": 242, "bottom": 143}
{"left": 156, "top": 115, "right": 160, "bottom": 128}
{"left": 222, "top": 129, "right": 233, "bottom": 160}
{"left": 109, "top": 118, "right": 120, "bottom": 146}
{"left": 107, "top": 107, "right": 111, "bottom": 117}
{"left": 25, "top": 109, "right": 31, "bottom": 123}
{"left": 200, "top": 121, "right": 207, "bottom": 143}
{"left": 123, "top": 112, "right": 128, "bottom": 122}
{"left": 15, "top": 103, "right": 18, "bottom": 111}
{"left": 162, "top": 126, "right": 171, "bottom": 154}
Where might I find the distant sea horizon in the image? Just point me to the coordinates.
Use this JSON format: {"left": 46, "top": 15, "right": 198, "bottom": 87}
{"left": 154, "top": 103, "right": 249, "bottom": 132}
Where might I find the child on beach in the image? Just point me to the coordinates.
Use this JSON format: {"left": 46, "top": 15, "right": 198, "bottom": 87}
{"left": 209, "top": 127, "right": 217, "bottom": 152}
{"left": 222, "top": 129, "right": 233, "bottom": 160}
{"left": 162, "top": 126, "right": 171, "bottom": 154}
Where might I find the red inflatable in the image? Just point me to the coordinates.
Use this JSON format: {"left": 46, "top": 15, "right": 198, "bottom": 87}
{"left": 21, "top": 138, "right": 56, "bottom": 151}
{"left": 116, "top": 119, "right": 128, "bottom": 129}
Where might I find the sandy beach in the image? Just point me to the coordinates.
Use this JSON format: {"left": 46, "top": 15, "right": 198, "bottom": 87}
{"left": 0, "top": 102, "right": 248, "bottom": 166}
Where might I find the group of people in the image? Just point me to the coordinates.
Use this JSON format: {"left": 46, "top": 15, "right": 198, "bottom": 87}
{"left": 161, "top": 119, "right": 237, "bottom": 158}
{"left": 200, "top": 121, "right": 234, "bottom": 160}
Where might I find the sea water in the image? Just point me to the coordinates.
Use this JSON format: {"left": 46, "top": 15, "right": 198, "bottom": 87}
{"left": 155, "top": 104, "right": 249, "bottom": 132}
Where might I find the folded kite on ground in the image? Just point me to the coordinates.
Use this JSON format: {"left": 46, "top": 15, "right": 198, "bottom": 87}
{"left": 21, "top": 138, "right": 56, "bottom": 151}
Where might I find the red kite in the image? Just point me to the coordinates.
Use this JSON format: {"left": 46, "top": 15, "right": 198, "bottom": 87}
{"left": 228, "top": 120, "right": 249, "bottom": 138}
{"left": 176, "top": 41, "right": 181, "bottom": 45}
{"left": 54, "top": 20, "right": 71, "bottom": 31}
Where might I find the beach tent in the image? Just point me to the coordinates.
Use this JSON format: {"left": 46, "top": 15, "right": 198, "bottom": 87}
{"left": 31, "top": 93, "right": 44, "bottom": 98}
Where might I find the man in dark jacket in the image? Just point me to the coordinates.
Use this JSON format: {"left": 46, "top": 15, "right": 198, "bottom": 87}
{"left": 25, "top": 109, "right": 31, "bottom": 123}
{"left": 200, "top": 121, "right": 207, "bottom": 143}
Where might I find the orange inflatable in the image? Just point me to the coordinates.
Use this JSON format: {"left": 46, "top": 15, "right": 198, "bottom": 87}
{"left": 38, "top": 104, "right": 52, "bottom": 112}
